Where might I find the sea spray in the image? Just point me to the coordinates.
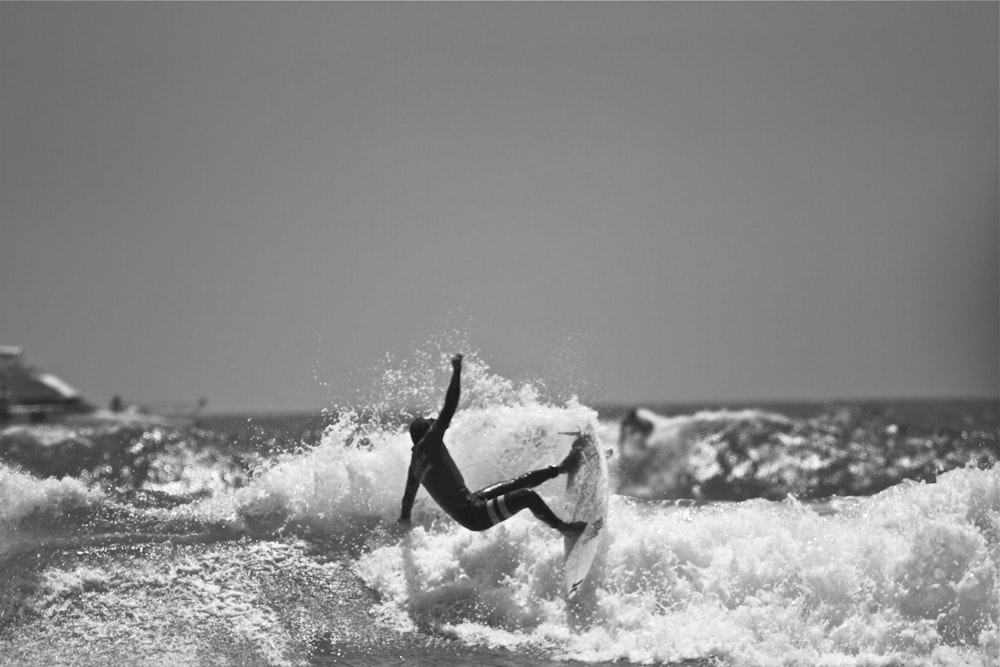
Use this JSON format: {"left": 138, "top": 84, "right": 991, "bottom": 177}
{"left": 195, "top": 400, "right": 600, "bottom": 537}
{"left": 184, "top": 352, "right": 600, "bottom": 536}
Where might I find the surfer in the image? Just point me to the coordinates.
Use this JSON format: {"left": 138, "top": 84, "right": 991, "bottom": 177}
{"left": 399, "top": 354, "right": 586, "bottom": 537}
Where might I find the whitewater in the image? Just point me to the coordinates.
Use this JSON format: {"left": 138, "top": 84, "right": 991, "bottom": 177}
{"left": 1, "top": 352, "right": 997, "bottom": 666}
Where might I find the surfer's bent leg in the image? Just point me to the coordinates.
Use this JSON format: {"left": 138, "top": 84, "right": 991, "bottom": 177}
{"left": 476, "top": 465, "right": 560, "bottom": 501}
{"left": 476, "top": 489, "right": 583, "bottom": 535}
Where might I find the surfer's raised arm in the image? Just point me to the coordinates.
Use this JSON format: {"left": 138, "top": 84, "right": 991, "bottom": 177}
{"left": 399, "top": 354, "right": 462, "bottom": 525}
{"left": 431, "top": 354, "right": 462, "bottom": 434}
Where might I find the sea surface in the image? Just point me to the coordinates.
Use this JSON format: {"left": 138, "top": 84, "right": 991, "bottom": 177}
{"left": 1, "top": 356, "right": 998, "bottom": 666}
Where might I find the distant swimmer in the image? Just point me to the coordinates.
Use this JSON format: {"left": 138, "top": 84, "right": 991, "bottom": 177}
{"left": 399, "top": 354, "right": 586, "bottom": 537}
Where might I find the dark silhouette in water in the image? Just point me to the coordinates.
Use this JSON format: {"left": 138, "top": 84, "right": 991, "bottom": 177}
{"left": 399, "top": 354, "right": 585, "bottom": 536}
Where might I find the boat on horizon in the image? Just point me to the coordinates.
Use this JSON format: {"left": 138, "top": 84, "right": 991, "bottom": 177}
{"left": 0, "top": 345, "right": 203, "bottom": 427}
{"left": 0, "top": 345, "right": 92, "bottom": 424}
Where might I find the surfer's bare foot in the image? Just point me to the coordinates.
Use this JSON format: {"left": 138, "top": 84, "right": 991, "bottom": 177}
{"left": 558, "top": 442, "right": 584, "bottom": 474}
{"left": 561, "top": 521, "right": 586, "bottom": 538}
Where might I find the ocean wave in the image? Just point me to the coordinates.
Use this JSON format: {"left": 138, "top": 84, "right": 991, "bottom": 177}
{"left": 0, "top": 422, "right": 253, "bottom": 500}
{"left": 355, "top": 463, "right": 999, "bottom": 666}
{"left": 159, "top": 358, "right": 997, "bottom": 666}
{"left": 616, "top": 406, "right": 999, "bottom": 501}
{"left": 0, "top": 464, "right": 104, "bottom": 531}
{"left": 3, "top": 347, "right": 996, "bottom": 665}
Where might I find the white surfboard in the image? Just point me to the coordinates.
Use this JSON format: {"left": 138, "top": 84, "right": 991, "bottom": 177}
{"left": 562, "top": 425, "right": 609, "bottom": 600}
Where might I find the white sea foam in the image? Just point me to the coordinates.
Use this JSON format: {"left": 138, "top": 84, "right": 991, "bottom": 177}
{"left": 0, "top": 463, "right": 103, "bottom": 527}
{"left": 3, "top": 540, "right": 327, "bottom": 666}
{"left": 354, "top": 461, "right": 998, "bottom": 666}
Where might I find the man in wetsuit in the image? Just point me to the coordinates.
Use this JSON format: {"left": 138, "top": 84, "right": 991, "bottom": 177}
{"left": 399, "top": 354, "right": 586, "bottom": 536}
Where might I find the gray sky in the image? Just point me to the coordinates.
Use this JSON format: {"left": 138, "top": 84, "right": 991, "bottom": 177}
{"left": 1, "top": 3, "right": 997, "bottom": 413}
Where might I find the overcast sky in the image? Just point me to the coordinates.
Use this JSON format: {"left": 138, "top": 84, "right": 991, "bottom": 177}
{"left": 1, "top": 3, "right": 997, "bottom": 413}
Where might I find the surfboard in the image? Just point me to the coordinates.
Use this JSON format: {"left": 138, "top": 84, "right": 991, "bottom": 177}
{"left": 561, "top": 425, "right": 609, "bottom": 600}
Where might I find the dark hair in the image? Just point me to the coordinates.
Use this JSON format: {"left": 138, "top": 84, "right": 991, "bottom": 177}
{"left": 409, "top": 417, "right": 433, "bottom": 445}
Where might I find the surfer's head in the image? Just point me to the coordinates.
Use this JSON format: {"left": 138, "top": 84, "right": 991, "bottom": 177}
{"left": 409, "top": 417, "right": 434, "bottom": 445}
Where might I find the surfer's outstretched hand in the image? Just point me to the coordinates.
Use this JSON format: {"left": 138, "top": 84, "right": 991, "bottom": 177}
{"left": 451, "top": 353, "right": 463, "bottom": 369}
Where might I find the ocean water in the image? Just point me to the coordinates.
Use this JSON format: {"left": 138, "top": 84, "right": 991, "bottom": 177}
{"left": 1, "top": 355, "right": 998, "bottom": 666}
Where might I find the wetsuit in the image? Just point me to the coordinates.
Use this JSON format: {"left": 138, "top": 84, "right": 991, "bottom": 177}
{"left": 399, "top": 360, "right": 572, "bottom": 532}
